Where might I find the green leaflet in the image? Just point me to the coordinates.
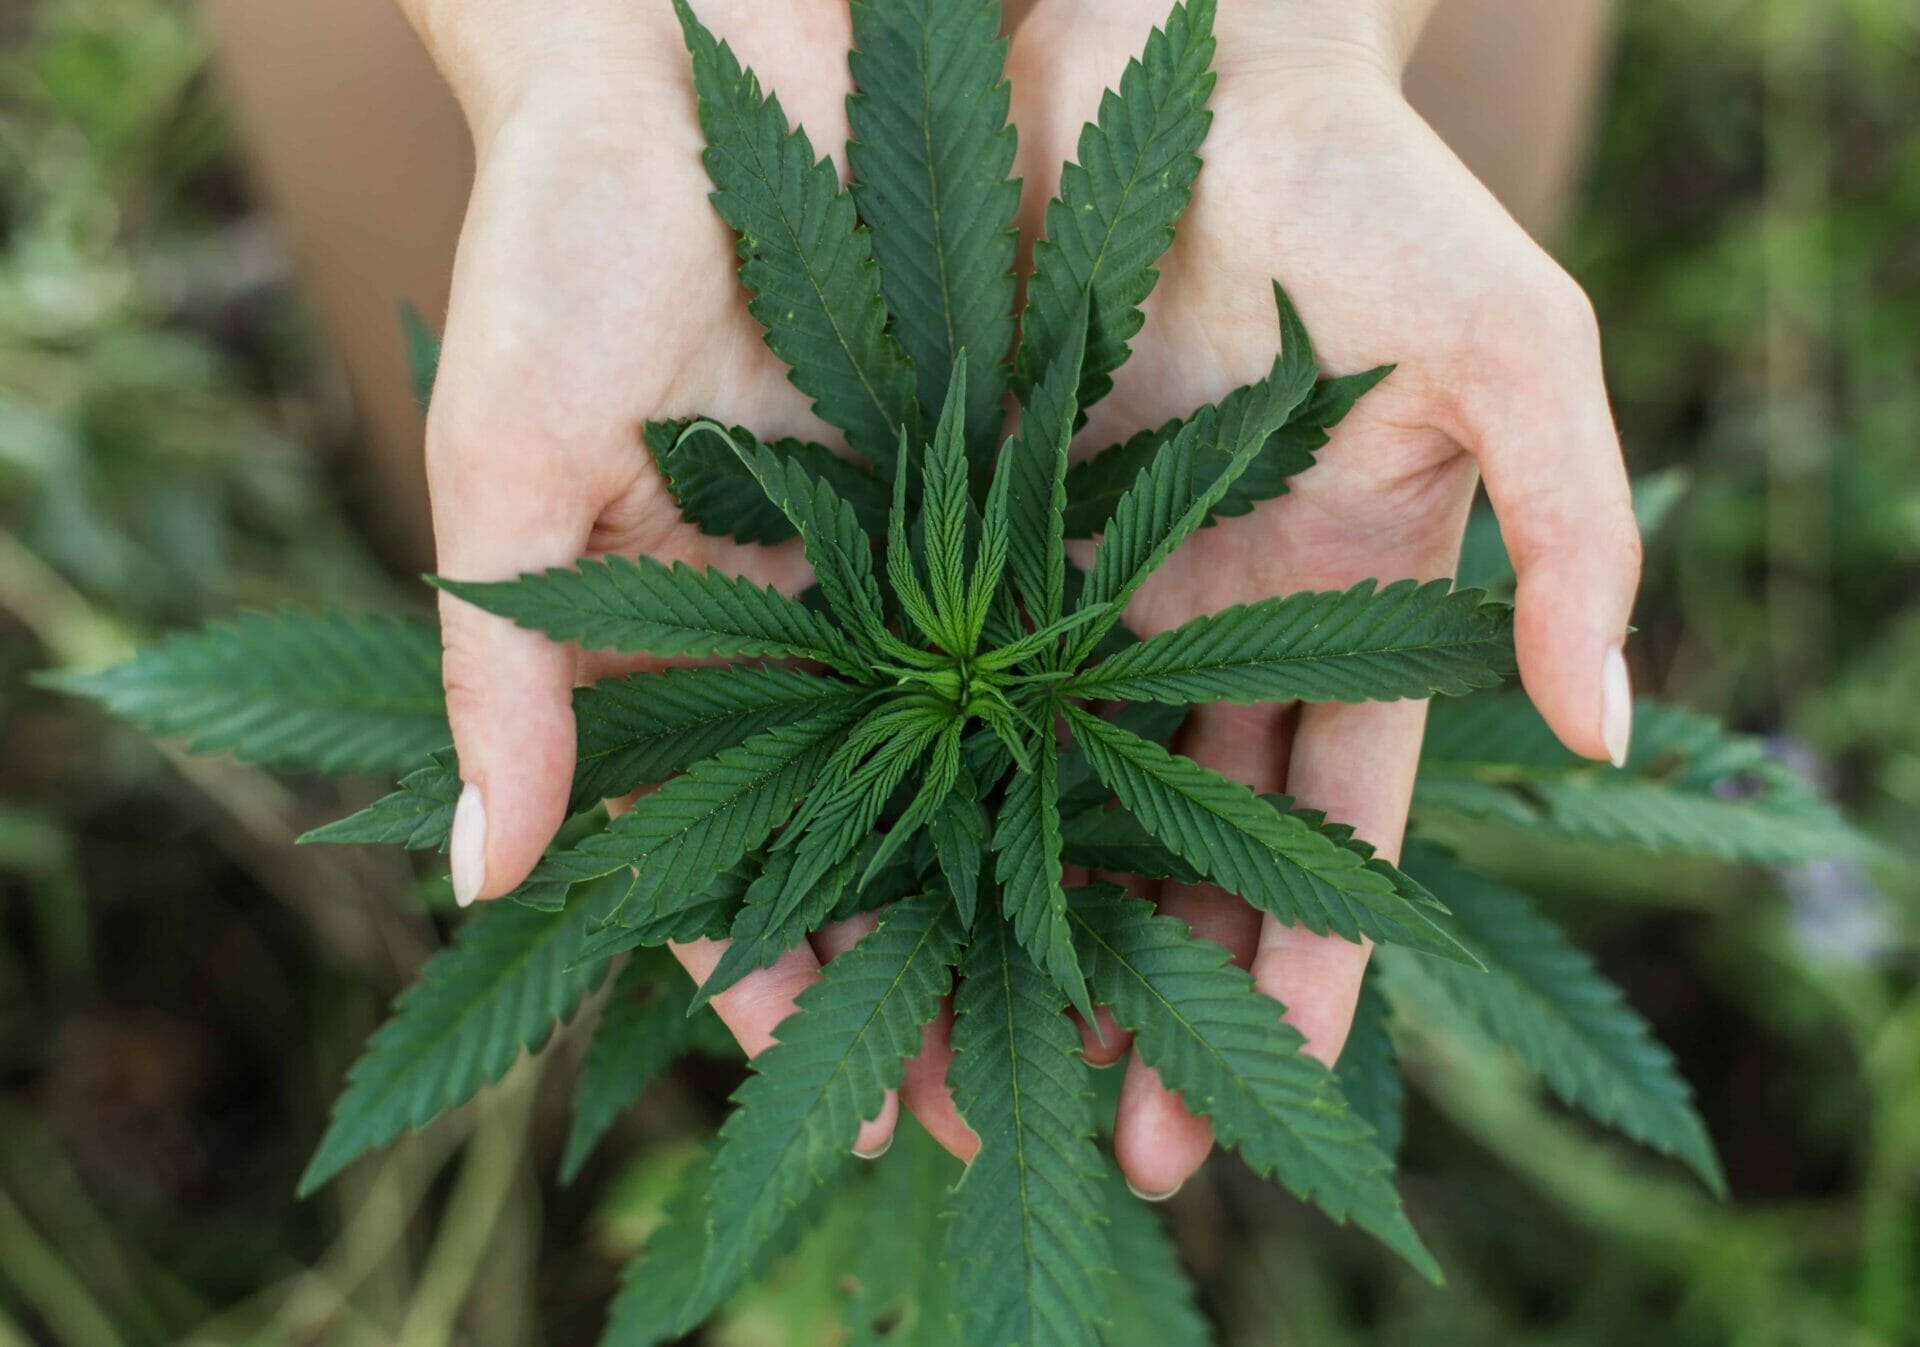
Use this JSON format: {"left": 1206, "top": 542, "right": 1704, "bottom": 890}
{"left": 888, "top": 428, "right": 946, "bottom": 645}
{"left": 946, "top": 903, "right": 1110, "bottom": 1347}
{"left": 848, "top": 0, "right": 1019, "bottom": 460}
{"left": 600, "top": 1147, "right": 820, "bottom": 1346}
{"left": 839, "top": 1121, "right": 963, "bottom": 1346}
{"left": 1414, "top": 691, "right": 1870, "bottom": 862}
{"left": 1005, "top": 299, "right": 1089, "bottom": 630}
{"left": 561, "top": 954, "right": 706, "bottom": 1183}
{"left": 302, "top": 751, "right": 461, "bottom": 849}
{"left": 1061, "top": 364, "right": 1392, "bottom": 538}
{"left": 1067, "top": 283, "right": 1318, "bottom": 663}
{"left": 965, "top": 445, "right": 1016, "bottom": 648}
{"left": 694, "top": 847, "right": 860, "bottom": 1010}
{"left": 573, "top": 863, "right": 754, "bottom": 964}
{"left": 921, "top": 357, "right": 976, "bottom": 647}
{"left": 645, "top": 419, "right": 890, "bottom": 545}
{"left": 1064, "top": 706, "right": 1473, "bottom": 962}
{"left": 523, "top": 710, "right": 859, "bottom": 922}
{"left": 307, "top": 666, "right": 861, "bottom": 852}
{"left": 766, "top": 701, "right": 949, "bottom": 929}
{"left": 1056, "top": 700, "right": 1188, "bottom": 817}
{"left": 1337, "top": 972, "right": 1405, "bottom": 1162}
{"left": 298, "top": 874, "right": 625, "bottom": 1195}
{"left": 571, "top": 664, "right": 862, "bottom": 812}
{"left": 928, "top": 771, "right": 988, "bottom": 926}
{"left": 1069, "top": 580, "right": 1516, "bottom": 706}
{"left": 728, "top": 437, "right": 894, "bottom": 654}
{"left": 995, "top": 727, "right": 1094, "bottom": 1017}
{"left": 676, "top": 0, "right": 919, "bottom": 464}
{"left": 1015, "top": 0, "right": 1216, "bottom": 411}
{"left": 1068, "top": 887, "right": 1437, "bottom": 1280}
{"left": 860, "top": 717, "right": 966, "bottom": 884}
{"left": 1097, "top": 1172, "right": 1208, "bottom": 1347}
{"left": 701, "top": 890, "right": 965, "bottom": 1296}
{"left": 433, "top": 555, "right": 861, "bottom": 674}
{"left": 1386, "top": 847, "right": 1724, "bottom": 1191}
{"left": 50, "top": 610, "right": 448, "bottom": 775}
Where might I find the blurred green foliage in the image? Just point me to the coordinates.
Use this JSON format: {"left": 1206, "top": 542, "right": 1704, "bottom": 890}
{"left": 0, "top": 0, "right": 1915, "bottom": 1344}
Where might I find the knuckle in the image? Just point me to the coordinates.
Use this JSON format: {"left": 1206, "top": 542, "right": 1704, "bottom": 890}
{"left": 1463, "top": 263, "right": 1600, "bottom": 381}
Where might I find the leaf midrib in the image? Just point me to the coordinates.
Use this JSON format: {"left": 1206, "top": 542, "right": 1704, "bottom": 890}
{"left": 714, "top": 906, "right": 948, "bottom": 1268}
{"left": 712, "top": 90, "right": 900, "bottom": 452}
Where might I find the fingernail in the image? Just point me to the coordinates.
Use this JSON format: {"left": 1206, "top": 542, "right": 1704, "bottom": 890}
{"left": 1126, "top": 1178, "right": 1183, "bottom": 1204}
{"left": 1601, "top": 644, "right": 1632, "bottom": 769}
{"left": 852, "top": 1133, "right": 894, "bottom": 1161}
{"left": 1085, "top": 1054, "right": 1122, "bottom": 1070}
{"left": 451, "top": 784, "right": 487, "bottom": 908}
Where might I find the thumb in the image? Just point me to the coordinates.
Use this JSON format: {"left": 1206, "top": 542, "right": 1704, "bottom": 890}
{"left": 1465, "top": 285, "right": 1642, "bottom": 766}
{"left": 430, "top": 422, "right": 601, "bottom": 905}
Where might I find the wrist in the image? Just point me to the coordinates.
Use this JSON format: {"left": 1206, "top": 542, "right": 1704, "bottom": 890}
{"left": 399, "top": 0, "right": 683, "bottom": 141}
{"left": 1219, "top": 0, "right": 1438, "bottom": 84}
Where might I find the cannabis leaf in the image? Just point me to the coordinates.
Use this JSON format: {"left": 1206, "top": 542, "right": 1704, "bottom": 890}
{"left": 1336, "top": 972, "right": 1405, "bottom": 1161}
{"left": 523, "top": 711, "right": 859, "bottom": 919}
{"left": 1005, "top": 303, "right": 1089, "bottom": 630}
{"left": 995, "top": 728, "right": 1093, "bottom": 1017}
{"left": 433, "top": 556, "right": 861, "bottom": 674}
{"left": 1386, "top": 846, "right": 1725, "bottom": 1191}
{"left": 298, "top": 875, "right": 623, "bottom": 1195}
{"left": 1069, "top": 579, "right": 1516, "bottom": 705}
{"left": 1097, "top": 1173, "right": 1209, "bottom": 1347}
{"left": 849, "top": 0, "right": 1019, "bottom": 461}
{"left": 1066, "top": 285, "right": 1317, "bottom": 660}
{"left": 1069, "top": 888, "right": 1439, "bottom": 1281}
{"left": 1065, "top": 706, "right": 1473, "bottom": 962}
{"left": 675, "top": 0, "right": 918, "bottom": 464}
{"left": 1015, "top": 0, "right": 1216, "bottom": 409}
{"left": 701, "top": 890, "right": 964, "bottom": 1294}
{"left": 302, "top": 751, "right": 461, "bottom": 848}
{"left": 570, "top": 664, "right": 863, "bottom": 812}
{"left": 1062, "top": 364, "right": 1394, "bottom": 537}
{"left": 561, "top": 954, "right": 707, "bottom": 1184}
{"left": 1414, "top": 691, "right": 1868, "bottom": 861}
{"left": 946, "top": 904, "right": 1110, "bottom": 1347}
{"left": 645, "top": 419, "right": 890, "bottom": 546}
{"left": 53, "top": 611, "right": 448, "bottom": 775}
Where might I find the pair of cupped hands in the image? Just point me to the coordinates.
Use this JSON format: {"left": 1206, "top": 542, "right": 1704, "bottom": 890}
{"left": 414, "top": 0, "right": 1639, "bottom": 1199}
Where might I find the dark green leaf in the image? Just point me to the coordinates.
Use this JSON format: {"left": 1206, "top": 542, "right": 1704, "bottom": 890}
{"left": 848, "top": 0, "right": 1019, "bottom": 457}
{"left": 676, "top": 0, "right": 919, "bottom": 463}
{"left": 50, "top": 611, "right": 448, "bottom": 776}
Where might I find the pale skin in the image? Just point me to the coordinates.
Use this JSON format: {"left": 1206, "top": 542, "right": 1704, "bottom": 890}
{"left": 402, "top": 0, "right": 1639, "bottom": 1190}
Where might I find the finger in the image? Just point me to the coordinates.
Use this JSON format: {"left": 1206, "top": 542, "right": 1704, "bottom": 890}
{"left": 427, "top": 404, "right": 606, "bottom": 904}
{"left": 1463, "top": 277, "right": 1642, "bottom": 766}
{"left": 1073, "top": 869, "right": 1145, "bottom": 1067}
{"left": 899, "top": 1001, "right": 977, "bottom": 1162}
{"left": 806, "top": 912, "right": 903, "bottom": 1158}
{"left": 1252, "top": 698, "right": 1428, "bottom": 1068}
{"left": 1112, "top": 703, "right": 1284, "bottom": 1201}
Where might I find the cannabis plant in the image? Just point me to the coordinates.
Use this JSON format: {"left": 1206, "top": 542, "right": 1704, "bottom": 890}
{"left": 53, "top": 0, "right": 1870, "bottom": 1342}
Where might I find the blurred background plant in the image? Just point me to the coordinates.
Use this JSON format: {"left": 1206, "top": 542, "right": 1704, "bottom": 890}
{"left": 0, "top": 0, "right": 1914, "bottom": 1343}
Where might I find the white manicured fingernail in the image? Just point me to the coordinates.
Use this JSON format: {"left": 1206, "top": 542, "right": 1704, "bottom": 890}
{"left": 451, "top": 784, "right": 487, "bottom": 907}
{"left": 1126, "top": 1178, "right": 1183, "bottom": 1203}
{"left": 1601, "top": 645, "right": 1632, "bottom": 769}
{"left": 853, "top": 1132, "right": 894, "bottom": 1161}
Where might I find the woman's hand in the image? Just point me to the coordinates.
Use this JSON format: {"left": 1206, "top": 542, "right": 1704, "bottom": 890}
{"left": 405, "top": 0, "right": 912, "bottom": 1155}
{"left": 899, "top": 0, "right": 1642, "bottom": 1197}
